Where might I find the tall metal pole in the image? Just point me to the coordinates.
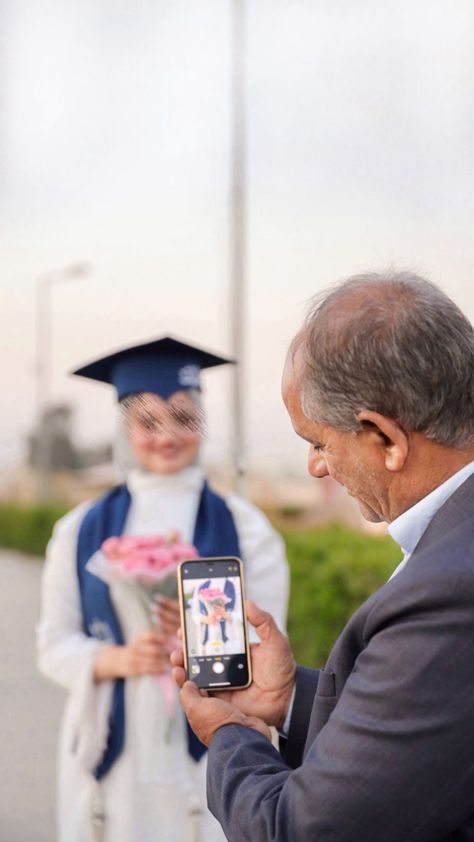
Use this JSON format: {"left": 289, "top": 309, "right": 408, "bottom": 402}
{"left": 230, "top": 0, "right": 246, "bottom": 493}
{"left": 35, "top": 263, "right": 91, "bottom": 502}
{"left": 35, "top": 279, "right": 53, "bottom": 501}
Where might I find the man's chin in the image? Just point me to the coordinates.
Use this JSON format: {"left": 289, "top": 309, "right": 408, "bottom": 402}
{"left": 356, "top": 500, "right": 385, "bottom": 524}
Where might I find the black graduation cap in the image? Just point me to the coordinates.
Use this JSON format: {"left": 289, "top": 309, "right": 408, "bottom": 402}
{"left": 72, "top": 335, "right": 234, "bottom": 401}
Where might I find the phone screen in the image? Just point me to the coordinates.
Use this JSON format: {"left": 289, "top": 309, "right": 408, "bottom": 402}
{"left": 178, "top": 557, "right": 251, "bottom": 690}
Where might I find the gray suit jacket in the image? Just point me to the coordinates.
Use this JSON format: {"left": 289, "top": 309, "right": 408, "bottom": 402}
{"left": 207, "top": 475, "right": 474, "bottom": 841}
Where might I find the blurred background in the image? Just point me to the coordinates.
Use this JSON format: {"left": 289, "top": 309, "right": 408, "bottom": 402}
{"left": 1, "top": 1, "right": 473, "bottom": 838}
{"left": 2, "top": 0, "right": 473, "bottom": 518}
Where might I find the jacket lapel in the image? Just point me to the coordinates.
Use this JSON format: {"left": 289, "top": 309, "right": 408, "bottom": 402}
{"left": 410, "top": 474, "right": 474, "bottom": 558}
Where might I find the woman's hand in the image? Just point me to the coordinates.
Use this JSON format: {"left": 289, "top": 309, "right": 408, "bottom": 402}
{"left": 213, "top": 606, "right": 231, "bottom": 622}
{"left": 93, "top": 630, "right": 171, "bottom": 681}
{"left": 199, "top": 614, "right": 218, "bottom": 625}
{"left": 121, "top": 630, "right": 172, "bottom": 677}
{"left": 153, "top": 595, "right": 181, "bottom": 636}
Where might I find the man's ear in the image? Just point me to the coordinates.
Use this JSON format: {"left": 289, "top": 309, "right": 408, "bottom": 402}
{"left": 357, "top": 410, "right": 408, "bottom": 471}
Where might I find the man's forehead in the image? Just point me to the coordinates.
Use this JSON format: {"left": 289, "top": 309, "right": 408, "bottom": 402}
{"left": 282, "top": 350, "right": 314, "bottom": 425}
{"left": 282, "top": 339, "right": 305, "bottom": 393}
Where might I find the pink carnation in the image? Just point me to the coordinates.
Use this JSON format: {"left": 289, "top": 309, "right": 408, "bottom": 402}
{"left": 134, "top": 535, "right": 166, "bottom": 549}
{"left": 199, "top": 587, "right": 230, "bottom": 604}
{"left": 122, "top": 551, "right": 146, "bottom": 570}
{"left": 98, "top": 532, "right": 199, "bottom": 587}
{"left": 200, "top": 588, "right": 224, "bottom": 599}
{"left": 171, "top": 542, "right": 199, "bottom": 561}
{"left": 148, "top": 547, "right": 175, "bottom": 569}
{"left": 101, "top": 536, "right": 122, "bottom": 560}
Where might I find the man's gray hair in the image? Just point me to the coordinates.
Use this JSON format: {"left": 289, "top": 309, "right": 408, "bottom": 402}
{"left": 297, "top": 270, "right": 474, "bottom": 448}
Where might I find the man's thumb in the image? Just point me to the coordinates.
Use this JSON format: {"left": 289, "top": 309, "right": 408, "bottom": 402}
{"left": 246, "top": 601, "right": 278, "bottom": 642}
{"left": 180, "top": 680, "right": 201, "bottom": 709}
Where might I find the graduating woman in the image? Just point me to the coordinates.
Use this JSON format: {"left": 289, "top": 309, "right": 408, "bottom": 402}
{"left": 37, "top": 336, "right": 289, "bottom": 842}
{"left": 191, "top": 577, "right": 243, "bottom": 657}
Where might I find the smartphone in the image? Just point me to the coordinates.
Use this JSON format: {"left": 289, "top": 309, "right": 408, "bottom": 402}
{"left": 177, "top": 556, "right": 252, "bottom": 691}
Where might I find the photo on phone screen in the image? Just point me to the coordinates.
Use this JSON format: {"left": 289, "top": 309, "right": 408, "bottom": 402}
{"left": 178, "top": 557, "right": 251, "bottom": 690}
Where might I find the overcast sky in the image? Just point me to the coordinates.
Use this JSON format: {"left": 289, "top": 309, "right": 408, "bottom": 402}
{"left": 1, "top": 0, "right": 473, "bottom": 478}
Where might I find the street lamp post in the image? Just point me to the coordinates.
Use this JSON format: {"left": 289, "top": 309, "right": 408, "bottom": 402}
{"left": 230, "top": 0, "right": 246, "bottom": 494}
{"left": 35, "top": 263, "right": 91, "bottom": 502}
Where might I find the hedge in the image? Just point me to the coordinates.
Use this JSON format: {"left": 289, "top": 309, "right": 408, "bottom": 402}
{"left": 0, "top": 502, "right": 401, "bottom": 665}
{"left": 282, "top": 524, "right": 401, "bottom": 665}
{"left": 0, "top": 501, "right": 68, "bottom": 557}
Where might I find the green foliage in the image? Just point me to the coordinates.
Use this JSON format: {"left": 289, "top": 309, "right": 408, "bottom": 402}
{"left": 0, "top": 501, "right": 68, "bottom": 557}
{"left": 282, "top": 524, "right": 402, "bottom": 667}
{"left": 0, "top": 503, "right": 401, "bottom": 670}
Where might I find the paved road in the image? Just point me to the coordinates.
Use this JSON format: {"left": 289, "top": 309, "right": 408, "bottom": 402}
{"left": 0, "top": 549, "right": 64, "bottom": 842}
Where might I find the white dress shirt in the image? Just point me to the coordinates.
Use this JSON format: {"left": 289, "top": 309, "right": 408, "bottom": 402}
{"left": 387, "top": 460, "right": 474, "bottom": 579}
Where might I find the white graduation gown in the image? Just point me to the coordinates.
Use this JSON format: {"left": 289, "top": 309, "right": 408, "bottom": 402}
{"left": 36, "top": 466, "right": 289, "bottom": 842}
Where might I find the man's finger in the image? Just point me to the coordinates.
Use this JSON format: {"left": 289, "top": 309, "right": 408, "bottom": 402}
{"left": 180, "top": 679, "right": 203, "bottom": 711}
{"left": 246, "top": 600, "right": 279, "bottom": 643}
{"left": 172, "top": 665, "right": 187, "bottom": 688}
{"left": 170, "top": 648, "right": 184, "bottom": 667}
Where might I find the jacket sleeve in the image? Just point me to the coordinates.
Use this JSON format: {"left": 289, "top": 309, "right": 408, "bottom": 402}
{"left": 36, "top": 503, "right": 115, "bottom": 772}
{"left": 225, "top": 494, "right": 289, "bottom": 636}
{"left": 207, "top": 565, "right": 474, "bottom": 842}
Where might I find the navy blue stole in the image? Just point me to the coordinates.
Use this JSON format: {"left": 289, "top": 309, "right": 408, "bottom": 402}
{"left": 76, "top": 480, "right": 241, "bottom": 780}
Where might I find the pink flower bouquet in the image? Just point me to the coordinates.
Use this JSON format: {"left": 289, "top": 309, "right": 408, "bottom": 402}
{"left": 86, "top": 532, "right": 199, "bottom": 745}
{"left": 92, "top": 531, "right": 198, "bottom": 597}
{"left": 198, "top": 587, "right": 232, "bottom": 610}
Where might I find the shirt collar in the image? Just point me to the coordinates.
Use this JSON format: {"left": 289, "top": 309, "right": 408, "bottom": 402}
{"left": 387, "top": 461, "right": 474, "bottom": 557}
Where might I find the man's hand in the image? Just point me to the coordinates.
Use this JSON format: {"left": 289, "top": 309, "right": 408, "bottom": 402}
{"left": 179, "top": 680, "right": 272, "bottom": 746}
{"left": 172, "top": 601, "right": 296, "bottom": 729}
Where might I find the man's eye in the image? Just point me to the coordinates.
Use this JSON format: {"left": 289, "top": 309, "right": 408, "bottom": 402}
{"left": 312, "top": 444, "right": 323, "bottom": 452}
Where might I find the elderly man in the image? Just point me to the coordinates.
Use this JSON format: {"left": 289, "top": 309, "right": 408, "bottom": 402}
{"left": 172, "top": 271, "right": 474, "bottom": 842}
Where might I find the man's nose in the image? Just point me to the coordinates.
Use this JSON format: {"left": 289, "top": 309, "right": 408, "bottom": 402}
{"left": 308, "top": 447, "right": 329, "bottom": 478}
